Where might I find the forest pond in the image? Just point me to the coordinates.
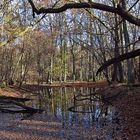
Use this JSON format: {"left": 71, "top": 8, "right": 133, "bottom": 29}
{"left": 21, "top": 87, "right": 121, "bottom": 134}
{"left": 0, "top": 86, "right": 124, "bottom": 139}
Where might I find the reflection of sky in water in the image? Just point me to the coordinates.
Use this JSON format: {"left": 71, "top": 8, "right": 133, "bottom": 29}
{"left": 22, "top": 87, "right": 121, "bottom": 139}
{"left": 26, "top": 87, "right": 116, "bottom": 130}
{"left": 53, "top": 100, "right": 115, "bottom": 129}
{"left": 19, "top": 86, "right": 123, "bottom": 140}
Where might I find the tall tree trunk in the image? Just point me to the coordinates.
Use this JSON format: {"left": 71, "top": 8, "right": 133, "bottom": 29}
{"left": 88, "top": 16, "right": 95, "bottom": 81}
{"left": 50, "top": 56, "right": 53, "bottom": 84}
{"left": 71, "top": 44, "right": 76, "bottom": 81}
{"left": 121, "top": 0, "right": 135, "bottom": 83}
{"left": 112, "top": 1, "right": 124, "bottom": 82}
{"left": 138, "top": 56, "right": 140, "bottom": 82}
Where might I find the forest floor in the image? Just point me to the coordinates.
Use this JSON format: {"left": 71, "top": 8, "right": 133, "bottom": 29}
{"left": 0, "top": 83, "right": 139, "bottom": 140}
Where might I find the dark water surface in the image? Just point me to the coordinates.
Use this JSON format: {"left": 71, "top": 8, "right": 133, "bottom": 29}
{"left": 23, "top": 87, "right": 118, "bottom": 129}
{"left": 1, "top": 86, "right": 122, "bottom": 139}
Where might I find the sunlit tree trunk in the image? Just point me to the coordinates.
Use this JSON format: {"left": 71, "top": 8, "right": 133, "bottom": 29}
{"left": 50, "top": 55, "right": 53, "bottom": 84}
{"left": 71, "top": 44, "right": 76, "bottom": 81}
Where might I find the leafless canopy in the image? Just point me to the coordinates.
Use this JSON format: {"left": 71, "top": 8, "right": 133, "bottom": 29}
{"left": 28, "top": 0, "right": 140, "bottom": 26}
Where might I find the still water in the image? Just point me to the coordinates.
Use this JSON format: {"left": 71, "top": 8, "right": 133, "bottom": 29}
{"left": 24, "top": 87, "right": 118, "bottom": 129}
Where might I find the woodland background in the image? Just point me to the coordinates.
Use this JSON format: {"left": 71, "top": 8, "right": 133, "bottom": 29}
{"left": 0, "top": 0, "right": 139, "bottom": 87}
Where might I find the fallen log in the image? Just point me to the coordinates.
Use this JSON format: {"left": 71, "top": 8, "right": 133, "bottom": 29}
{"left": 13, "top": 101, "right": 43, "bottom": 113}
{"left": 0, "top": 97, "right": 43, "bottom": 114}
{"left": 0, "top": 108, "right": 32, "bottom": 114}
{"left": 0, "top": 96, "right": 31, "bottom": 102}
{"left": 0, "top": 107, "right": 42, "bottom": 114}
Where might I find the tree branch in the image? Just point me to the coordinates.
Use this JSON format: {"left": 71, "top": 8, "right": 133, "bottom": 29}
{"left": 96, "top": 48, "right": 140, "bottom": 75}
{"left": 28, "top": 0, "right": 140, "bottom": 26}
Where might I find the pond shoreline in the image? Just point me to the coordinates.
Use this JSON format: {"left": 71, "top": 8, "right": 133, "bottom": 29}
{"left": 0, "top": 84, "right": 139, "bottom": 140}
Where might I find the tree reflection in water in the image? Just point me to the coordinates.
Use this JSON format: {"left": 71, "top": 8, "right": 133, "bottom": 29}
{"left": 25, "top": 87, "right": 117, "bottom": 128}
